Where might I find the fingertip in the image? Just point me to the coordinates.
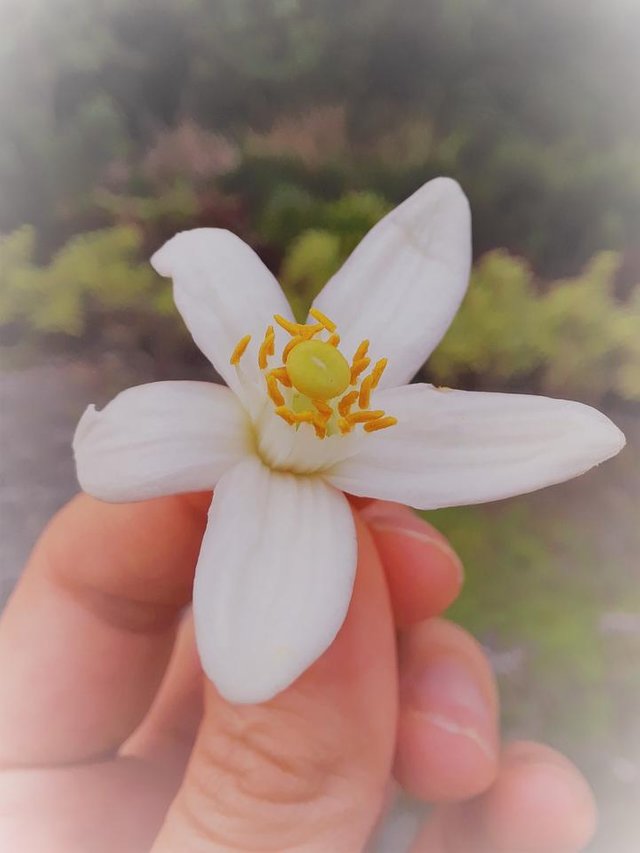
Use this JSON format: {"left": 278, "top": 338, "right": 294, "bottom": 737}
{"left": 396, "top": 709, "right": 498, "bottom": 803}
{"left": 481, "top": 740, "right": 598, "bottom": 851}
{"left": 395, "top": 620, "right": 499, "bottom": 802}
{"left": 360, "top": 501, "right": 463, "bottom": 626}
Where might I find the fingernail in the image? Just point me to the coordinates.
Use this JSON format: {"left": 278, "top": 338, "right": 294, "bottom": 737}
{"left": 364, "top": 504, "right": 464, "bottom": 584}
{"left": 402, "top": 657, "right": 496, "bottom": 759}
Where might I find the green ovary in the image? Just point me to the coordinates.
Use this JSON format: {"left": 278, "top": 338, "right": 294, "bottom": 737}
{"left": 286, "top": 340, "right": 351, "bottom": 400}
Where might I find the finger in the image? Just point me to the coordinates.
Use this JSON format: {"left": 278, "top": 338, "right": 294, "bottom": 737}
{"left": 395, "top": 618, "right": 499, "bottom": 802}
{"left": 124, "top": 610, "right": 203, "bottom": 771}
{"left": 360, "top": 501, "right": 463, "bottom": 626}
{"left": 0, "top": 491, "right": 210, "bottom": 767}
{"left": 152, "top": 511, "right": 398, "bottom": 853}
{"left": 0, "top": 615, "right": 206, "bottom": 853}
{"left": 412, "top": 740, "right": 597, "bottom": 852}
{"left": 0, "top": 757, "right": 175, "bottom": 853}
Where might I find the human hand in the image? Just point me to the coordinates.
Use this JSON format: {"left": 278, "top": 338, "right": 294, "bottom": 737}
{"left": 0, "top": 493, "right": 596, "bottom": 852}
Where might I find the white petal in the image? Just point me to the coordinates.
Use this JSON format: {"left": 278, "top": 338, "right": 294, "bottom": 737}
{"left": 73, "top": 381, "right": 251, "bottom": 502}
{"left": 151, "top": 229, "right": 294, "bottom": 396}
{"left": 193, "top": 456, "right": 356, "bottom": 703}
{"left": 311, "top": 178, "right": 471, "bottom": 388}
{"left": 326, "top": 384, "right": 625, "bottom": 509}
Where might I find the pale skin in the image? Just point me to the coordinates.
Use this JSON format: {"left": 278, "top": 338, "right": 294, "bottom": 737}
{"left": 0, "top": 492, "right": 597, "bottom": 852}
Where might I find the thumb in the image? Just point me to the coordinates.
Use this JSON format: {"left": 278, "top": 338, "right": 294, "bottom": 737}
{"left": 152, "top": 511, "right": 398, "bottom": 853}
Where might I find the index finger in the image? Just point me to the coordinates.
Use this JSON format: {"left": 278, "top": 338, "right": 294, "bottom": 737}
{"left": 0, "top": 492, "right": 209, "bottom": 768}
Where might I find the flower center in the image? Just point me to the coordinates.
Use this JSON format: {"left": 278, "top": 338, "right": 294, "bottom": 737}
{"left": 285, "top": 339, "right": 350, "bottom": 400}
{"left": 230, "top": 307, "right": 397, "bottom": 440}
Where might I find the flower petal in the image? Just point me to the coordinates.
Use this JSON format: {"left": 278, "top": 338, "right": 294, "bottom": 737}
{"left": 193, "top": 456, "right": 356, "bottom": 703}
{"left": 74, "top": 381, "right": 251, "bottom": 502}
{"left": 151, "top": 229, "right": 294, "bottom": 395}
{"left": 310, "top": 178, "right": 472, "bottom": 388}
{"left": 326, "top": 384, "right": 625, "bottom": 509}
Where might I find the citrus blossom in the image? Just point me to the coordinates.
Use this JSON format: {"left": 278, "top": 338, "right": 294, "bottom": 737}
{"left": 73, "top": 178, "right": 625, "bottom": 703}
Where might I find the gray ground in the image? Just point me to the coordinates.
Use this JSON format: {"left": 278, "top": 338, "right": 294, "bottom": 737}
{"left": 0, "top": 362, "right": 95, "bottom": 601}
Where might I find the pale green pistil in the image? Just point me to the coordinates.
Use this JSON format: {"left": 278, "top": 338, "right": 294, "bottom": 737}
{"left": 285, "top": 339, "right": 351, "bottom": 401}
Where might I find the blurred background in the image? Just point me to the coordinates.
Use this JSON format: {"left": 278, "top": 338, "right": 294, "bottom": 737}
{"left": 0, "top": 0, "right": 638, "bottom": 849}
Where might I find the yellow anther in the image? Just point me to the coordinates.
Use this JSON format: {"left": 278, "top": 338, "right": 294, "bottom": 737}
{"left": 274, "top": 315, "right": 323, "bottom": 339}
{"left": 338, "top": 390, "right": 359, "bottom": 417}
{"left": 230, "top": 334, "right": 251, "bottom": 365}
{"left": 269, "top": 366, "right": 292, "bottom": 387}
{"left": 309, "top": 307, "right": 337, "bottom": 333}
{"left": 364, "top": 416, "right": 398, "bottom": 433}
{"left": 370, "top": 358, "right": 387, "bottom": 389}
{"left": 327, "top": 333, "right": 340, "bottom": 347}
{"left": 266, "top": 374, "right": 285, "bottom": 407}
{"left": 312, "top": 399, "right": 333, "bottom": 420}
{"left": 277, "top": 403, "right": 316, "bottom": 426}
{"left": 338, "top": 417, "right": 354, "bottom": 434}
{"left": 258, "top": 325, "right": 275, "bottom": 370}
{"left": 274, "top": 314, "right": 302, "bottom": 336}
{"left": 275, "top": 406, "right": 296, "bottom": 425}
{"left": 358, "top": 375, "right": 374, "bottom": 409}
{"left": 346, "top": 409, "right": 385, "bottom": 424}
{"left": 312, "top": 414, "right": 327, "bottom": 439}
{"left": 350, "top": 357, "right": 370, "bottom": 385}
{"left": 353, "top": 339, "right": 370, "bottom": 362}
{"left": 282, "top": 335, "right": 306, "bottom": 362}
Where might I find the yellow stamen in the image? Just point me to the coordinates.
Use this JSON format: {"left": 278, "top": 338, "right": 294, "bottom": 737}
{"left": 358, "top": 374, "right": 374, "bottom": 409}
{"left": 274, "top": 314, "right": 301, "bottom": 335}
{"left": 364, "top": 416, "right": 398, "bottom": 433}
{"left": 346, "top": 409, "right": 385, "bottom": 424}
{"left": 235, "top": 314, "right": 394, "bottom": 441}
{"left": 338, "top": 390, "right": 359, "bottom": 416}
{"left": 282, "top": 335, "right": 306, "bottom": 362}
{"left": 230, "top": 334, "right": 251, "bottom": 365}
{"left": 312, "top": 414, "right": 327, "bottom": 439}
{"left": 269, "top": 367, "right": 292, "bottom": 387}
{"left": 274, "top": 315, "right": 323, "bottom": 339}
{"left": 258, "top": 325, "right": 275, "bottom": 370}
{"left": 353, "top": 339, "right": 370, "bottom": 362}
{"left": 309, "top": 307, "right": 337, "bottom": 333}
{"left": 266, "top": 374, "right": 285, "bottom": 407}
{"left": 274, "top": 406, "right": 296, "bottom": 425}
{"left": 370, "top": 358, "right": 388, "bottom": 389}
{"left": 312, "top": 399, "right": 333, "bottom": 420}
{"left": 291, "top": 410, "right": 315, "bottom": 425}
{"left": 350, "top": 357, "right": 370, "bottom": 385}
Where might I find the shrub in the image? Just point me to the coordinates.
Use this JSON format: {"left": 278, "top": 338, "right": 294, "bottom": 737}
{"left": 429, "top": 250, "right": 640, "bottom": 403}
{"left": 0, "top": 226, "right": 171, "bottom": 338}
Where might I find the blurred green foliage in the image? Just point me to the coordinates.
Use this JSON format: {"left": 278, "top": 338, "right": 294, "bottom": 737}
{"left": 3, "top": 206, "right": 639, "bottom": 403}
{"left": 2, "top": 0, "right": 640, "bottom": 273}
{"left": 94, "top": 182, "right": 199, "bottom": 228}
{"left": 1, "top": 0, "right": 639, "bottom": 398}
{"left": 430, "top": 251, "right": 640, "bottom": 402}
{"left": 426, "top": 502, "right": 613, "bottom": 743}
{"left": 0, "top": 225, "right": 172, "bottom": 340}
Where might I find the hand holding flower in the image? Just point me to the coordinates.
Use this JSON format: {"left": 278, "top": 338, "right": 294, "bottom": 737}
{"left": 73, "top": 177, "right": 624, "bottom": 703}
{"left": 0, "top": 494, "right": 596, "bottom": 851}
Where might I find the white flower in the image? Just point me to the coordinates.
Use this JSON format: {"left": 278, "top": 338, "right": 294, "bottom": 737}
{"left": 73, "top": 178, "right": 625, "bottom": 704}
